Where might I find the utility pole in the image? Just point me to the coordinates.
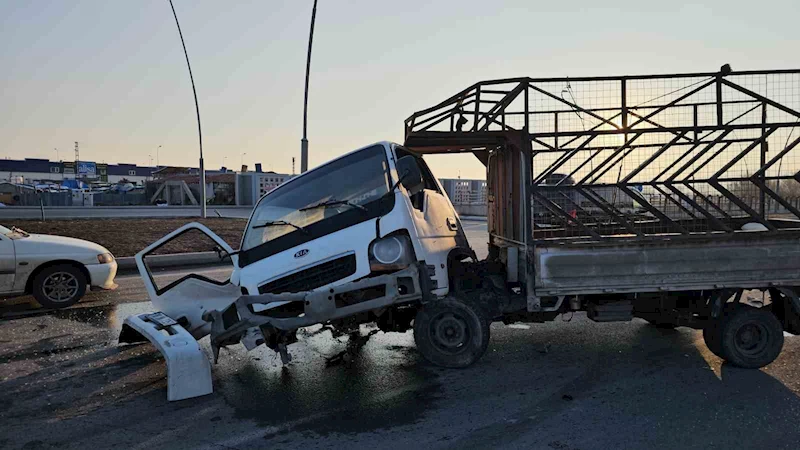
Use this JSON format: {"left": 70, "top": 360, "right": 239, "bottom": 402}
{"left": 292, "top": 157, "right": 296, "bottom": 175}
{"left": 169, "top": 0, "right": 206, "bottom": 218}
{"left": 300, "top": 0, "right": 318, "bottom": 173}
{"left": 74, "top": 142, "right": 79, "bottom": 162}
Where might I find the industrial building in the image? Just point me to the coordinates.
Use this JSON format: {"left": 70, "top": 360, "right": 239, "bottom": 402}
{"left": 1, "top": 156, "right": 491, "bottom": 209}
{"left": 439, "top": 178, "right": 487, "bottom": 204}
{"left": 0, "top": 158, "right": 155, "bottom": 185}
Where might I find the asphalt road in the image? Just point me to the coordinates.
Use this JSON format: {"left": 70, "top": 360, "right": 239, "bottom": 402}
{"left": 3, "top": 222, "right": 800, "bottom": 449}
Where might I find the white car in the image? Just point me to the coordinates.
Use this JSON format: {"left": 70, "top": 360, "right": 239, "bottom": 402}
{"left": 0, "top": 225, "right": 118, "bottom": 309}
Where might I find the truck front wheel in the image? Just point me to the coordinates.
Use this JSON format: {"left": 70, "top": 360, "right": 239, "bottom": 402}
{"left": 718, "top": 305, "right": 784, "bottom": 368}
{"left": 413, "top": 297, "right": 490, "bottom": 368}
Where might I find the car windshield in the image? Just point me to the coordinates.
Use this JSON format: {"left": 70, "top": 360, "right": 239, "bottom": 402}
{"left": 242, "top": 145, "right": 391, "bottom": 251}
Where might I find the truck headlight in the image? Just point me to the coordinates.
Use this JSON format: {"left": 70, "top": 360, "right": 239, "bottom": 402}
{"left": 97, "top": 253, "right": 114, "bottom": 264}
{"left": 369, "top": 235, "right": 414, "bottom": 271}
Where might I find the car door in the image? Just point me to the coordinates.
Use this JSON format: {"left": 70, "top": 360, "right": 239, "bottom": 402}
{"left": 0, "top": 234, "right": 15, "bottom": 292}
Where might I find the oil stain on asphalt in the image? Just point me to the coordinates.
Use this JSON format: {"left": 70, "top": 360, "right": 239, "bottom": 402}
{"left": 212, "top": 326, "right": 444, "bottom": 436}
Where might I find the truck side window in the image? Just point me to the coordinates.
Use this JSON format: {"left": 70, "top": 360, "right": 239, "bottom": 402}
{"left": 417, "top": 158, "right": 440, "bottom": 193}
{"left": 395, "top": 146, "right": 438, "bottom": 211}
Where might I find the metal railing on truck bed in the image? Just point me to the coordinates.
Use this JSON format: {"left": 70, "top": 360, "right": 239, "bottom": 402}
{"left": 405, "top": 67, "right": 800, "bottom": 244}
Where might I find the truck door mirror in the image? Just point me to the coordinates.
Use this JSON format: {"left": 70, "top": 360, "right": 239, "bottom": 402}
{"left": 395, "top": 155, "right": 424, "bottom": 196}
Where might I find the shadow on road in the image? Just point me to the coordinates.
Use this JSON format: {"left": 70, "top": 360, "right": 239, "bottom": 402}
{"left": 3, "top": 310, "right": 800, "bottom": 449}
{"left": 445, "top": 322, "right": 800, "bottom": 450}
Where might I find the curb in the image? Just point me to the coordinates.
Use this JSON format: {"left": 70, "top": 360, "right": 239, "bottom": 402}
{"left": 116, "top": 251, "right": 221, "bottom": 271}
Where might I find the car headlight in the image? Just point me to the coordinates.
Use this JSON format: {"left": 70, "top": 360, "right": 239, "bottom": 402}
{"left": 369, "top": 235, "right": 414, "bottom": 271}
{"left": 97, "top": 253, "right": 114, "bottom": 264}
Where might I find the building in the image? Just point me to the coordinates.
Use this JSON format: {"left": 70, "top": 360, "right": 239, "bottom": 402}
{"left": 0, "top": 158, "right": 155, "bottom": 185}
{"left": 439, "top": 178, "right": 487, "bottom": 204}
{"left": 237, "top": 170, "right": 293, "bottom": 206}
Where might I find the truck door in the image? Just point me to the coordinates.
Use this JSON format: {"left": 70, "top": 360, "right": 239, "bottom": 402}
{"left": 135, "top": 223, "right": 240, "bottom": 339}
{"left": 0, "top": 234, "right": 15, "bottom": 292}
{"left": 395, "top": 148, "right": 461, "bottom": 293}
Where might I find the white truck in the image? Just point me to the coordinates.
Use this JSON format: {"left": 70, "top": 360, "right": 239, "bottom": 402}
{"left": 120, "top": 142, "right": 480, "bottom": 400}
{"left": 122, "top": 67, "right": 800, "bottom": 402}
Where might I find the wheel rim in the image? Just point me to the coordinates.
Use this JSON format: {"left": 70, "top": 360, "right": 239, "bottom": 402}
{"left": 428, "top": 311, "right": 471, "bottom": 355}
{"left": 42, "top": 272, "right": 79, "bottom": 303}
{"left": 734, "top": 322, "right": 769, "bottom": 357}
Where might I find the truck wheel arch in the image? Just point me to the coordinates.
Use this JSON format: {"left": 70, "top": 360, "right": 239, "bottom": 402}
{"left": 446, "top": 247, "right": 476, "bottom": 291}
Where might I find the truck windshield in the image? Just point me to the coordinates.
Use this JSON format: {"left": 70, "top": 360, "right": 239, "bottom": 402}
{"left": 241, "top": 145, "right": 391, "bottom": 252}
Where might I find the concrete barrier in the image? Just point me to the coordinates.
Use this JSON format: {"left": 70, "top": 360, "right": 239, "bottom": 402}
{"left": 116, "top": 251, "right": 223, "bottom": 271}
{"left": 454, "top": 204, "right": 487, "bottom": 217}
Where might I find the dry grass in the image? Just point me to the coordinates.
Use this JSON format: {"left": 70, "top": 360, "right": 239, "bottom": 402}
{"left": 8, "top": 218, "right": 247, "bottom": 257}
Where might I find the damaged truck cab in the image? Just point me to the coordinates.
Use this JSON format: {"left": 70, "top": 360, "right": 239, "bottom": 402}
{"left": 121, "top": 142, "right": 474, "bottom": 400}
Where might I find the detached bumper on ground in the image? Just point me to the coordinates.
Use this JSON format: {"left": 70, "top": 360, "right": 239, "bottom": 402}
{"left": 119, "top": 313, "right": 213, "bottom": 401}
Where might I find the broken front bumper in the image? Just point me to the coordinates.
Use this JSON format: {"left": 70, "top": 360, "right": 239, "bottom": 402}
{"left": 88, "top": 261, "right": 118, "bottom": 290}
{"left": 119, "top": 313, "right": 213, "bottom": 401}
{"left": 205, "top": 264, "right": 428, "bottom": 362}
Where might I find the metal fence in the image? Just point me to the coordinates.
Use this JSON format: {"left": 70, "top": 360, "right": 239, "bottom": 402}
{"left": 93, "top": 192, "right": 148, "bottom": 206}
{"left": 15, "top": 192, "right": 72, "bottom": 207}
{"left": 405, "top": 67, "right": 800, "bottom": 242}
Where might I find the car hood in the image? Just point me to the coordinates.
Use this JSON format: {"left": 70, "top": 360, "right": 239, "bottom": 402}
{"left": 14, "top": 233, "right": 110, "bottom": 256}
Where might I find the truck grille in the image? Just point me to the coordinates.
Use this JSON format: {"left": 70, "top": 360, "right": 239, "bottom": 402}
{"left": 258, "top": 254, "right": 357, "bottom": 294}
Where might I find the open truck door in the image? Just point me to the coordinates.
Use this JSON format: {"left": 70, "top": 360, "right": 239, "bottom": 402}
{"left": 118, "top": 222, "right": 240, "bottom": 401}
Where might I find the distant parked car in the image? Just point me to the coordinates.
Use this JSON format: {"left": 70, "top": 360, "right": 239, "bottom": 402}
{"left": 0, "top": 225, "right": 118, "bottom": 309}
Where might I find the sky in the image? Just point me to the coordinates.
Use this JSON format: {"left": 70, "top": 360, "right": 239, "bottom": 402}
{"left": 1, "top": 0, "right": 798, "bottom": 179}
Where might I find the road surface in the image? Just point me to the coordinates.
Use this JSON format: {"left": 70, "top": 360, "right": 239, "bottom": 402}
{"left": 3, "top": 222, "right": 800, "bottom": 449}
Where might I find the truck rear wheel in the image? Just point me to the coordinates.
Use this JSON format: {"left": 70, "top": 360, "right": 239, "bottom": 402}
{"left": 718, "top": 305, "right": 784, "bottom": 368}
{"left": 413, "top": 296, "right": 490, "bottom": 368}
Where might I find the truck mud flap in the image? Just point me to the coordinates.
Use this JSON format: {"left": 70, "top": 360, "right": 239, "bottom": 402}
{"left": 121, "top": 313, "right": 213, "bottom": 401}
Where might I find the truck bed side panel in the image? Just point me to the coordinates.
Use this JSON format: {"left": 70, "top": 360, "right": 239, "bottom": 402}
{"left": 534, "top": 235, "right": 800, "bottom": 296}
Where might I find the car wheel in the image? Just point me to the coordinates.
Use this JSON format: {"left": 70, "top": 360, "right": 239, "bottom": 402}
{"left": 413, "top": 296, "right": 490, "bottom": 368}
{"left": 32, "top": 264, "right": 87, "bottom": 309}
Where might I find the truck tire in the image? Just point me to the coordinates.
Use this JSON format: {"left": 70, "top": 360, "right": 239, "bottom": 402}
{"left": 719, "top": 304, "right": 784, "bottom": 369}
{"left": 32, "top": 264, "right": 87, "bottom": 309}
{"left": 413, "top": 296, "right": 490, "bottom": 368}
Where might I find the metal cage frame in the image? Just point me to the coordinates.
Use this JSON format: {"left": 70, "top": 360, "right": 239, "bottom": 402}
{"left": 405, "top": 66, "right": 800, "bottom": 244}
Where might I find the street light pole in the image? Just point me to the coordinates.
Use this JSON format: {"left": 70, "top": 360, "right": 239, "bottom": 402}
{"left": 241, "top": 152, "right": 247, "bottom": 170}
{"left": 156, "top": 145, "right": 162, "bottom": 167}
{"left": 169, "top": 0, "right": 206, "bottom": 218}
{"left": 300, "top": 0, "right": 318, "bottom": 174}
